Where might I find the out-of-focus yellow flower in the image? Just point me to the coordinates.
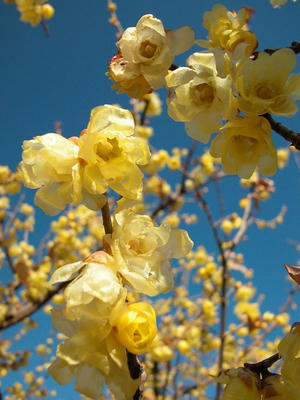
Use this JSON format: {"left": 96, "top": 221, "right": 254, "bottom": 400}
{"left": 16, "top": 0, "right": 43, "bottom": 26}
{"left": 218, "top": 367, "right": 261, "bottom": 400}
{"left": 105, "top": 207, "right": 193, "bottom": 296}
{"left": 79, "top": 105, "right": 150, "bottom": 201}
{"left": 270, "top": 0, "right": 293, "bottom": 8}
{"left": 210, "top": 116, "right": 277, "bottom": 179}
{"left": 41, "top": 3, "right": 54, "bottom": 19}
{"left": 236, "top": 48, "right": 300, "bottom": 116}
{"left": 142, "top": 93, "right": 162, "bottom": 116}
{"left": 166, "top": 52, "right": 237, "bottom": 143}
{"left": 235, "top": 285, "right": 256, "bottom": 302}
{"left": 277, "top": 148, "right": 290, "bottom": 169}
{"left": 111, "top": 301, "right": 157, "bottom": 354}
{"left": 116, "top": 14, "right": 195, "bottom": 90}
{"left": 199, "top": 4, "right": 257, "bottom": 57}
{"left": 151, "top": 344, "right": 174, "bottom": 362}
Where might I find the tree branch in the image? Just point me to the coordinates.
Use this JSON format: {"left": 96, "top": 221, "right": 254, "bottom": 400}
{"left": 263, "top": 113, "right": 300, "bottom": 151}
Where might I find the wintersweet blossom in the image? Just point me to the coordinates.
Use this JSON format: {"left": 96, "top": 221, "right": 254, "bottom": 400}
{"left": 278, "top": 323, "right": 300, "bottom": 395}
{"left": 78, "top": 105, "right": 150, "bottom": 201}
{"left": 270, "top": 0, "right": 296, "bottom": 8}
{"left": 217, "top": 368, "right": 261, "bottom": 400}
{"left": 198, "top": 4, "right": 257, "bottom": 57}
{"left": 262, "top": 375, "right": 300, "bottom": 400}
{"left": 50, "top": 251, "right": 125, "bottom": 330}
{"left": 110, "top": 301, "right": 157, "bottom": 354}
{"left": 107, "top": 53, "right": 151, "bottom": 99}
{"left": 116, "top": 14, "right": 195, "bottom": 90}
{"left": 105, "top": 207, "right": 193, "bottom": 296}
{"left": 166, "top": 52, "right": 237, "bottom": 142}
{"left": 236, "top": 48, "right": 300, "bottom": 116}
{"left": 48, "top": 307, "right": 139, "bottom": 400}
{"left": 19, "top": 133, "right": 79, "bottom": 215}
{"left": 210, "top": 116, "right": 277, "bottom": 178}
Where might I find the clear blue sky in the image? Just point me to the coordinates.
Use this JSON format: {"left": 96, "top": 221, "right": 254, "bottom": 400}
{"left": 1, "top": 0, "right": 300, "bottom": 398}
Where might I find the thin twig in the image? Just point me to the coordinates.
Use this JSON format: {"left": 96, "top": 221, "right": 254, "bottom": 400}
{"left": 263, "top": 113, "right": 300, "bottom": 151}
{"left": 195, "top": 189, "right": 228, "bottom": 400}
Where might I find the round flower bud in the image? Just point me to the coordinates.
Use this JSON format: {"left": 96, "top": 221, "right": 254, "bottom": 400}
{"left": 112, "top": 302, "right": 157, "bottom": 354}
{"left": 41, "top": 4, "right": 55, "bottom": 20}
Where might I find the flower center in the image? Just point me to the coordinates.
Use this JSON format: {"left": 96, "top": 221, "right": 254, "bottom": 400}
{"left": 96, "top": 138, "right": 121, "bottom": 161}
{"left": 233, "top": 135, "right": 257, "bottom": 155}
{"left": 192, "top": 83, "right": 214, "bottom": 106}
{"left": 256, "top": 85, "right": 275, "bottom": 100}
{"left": 139, "top": 41, "right": 157, "bottom": 59}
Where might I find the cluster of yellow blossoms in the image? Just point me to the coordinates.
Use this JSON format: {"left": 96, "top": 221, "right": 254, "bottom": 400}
{"left": 108, "top": 5, "right": 300, "bottom": 179}
{"left": 47, "top": 209, "right": 192, "bottom": 398}
{"left": 219, "top": 324, "right": 300, "bottom": 399}
{"left": 5, "top": 0, "right": 54, "bottom": 26}
{"left": 19, "top": 102, "right": 193, "bottom": 397}
{"left": 19, "top": 105, "right": 150, "bottom": 215}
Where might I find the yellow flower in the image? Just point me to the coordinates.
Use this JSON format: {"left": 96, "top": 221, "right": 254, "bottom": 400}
{"left": 210, "top": 116, "right": 277, "bottom": 178}
{"left": 117, "top": 14, "right": 195, "bottom": 89}
{"left": 107, "top": 53, "right": 151, "bottom": 99}
{"left": 270, "top": 0, "right": 288, "bottom": 8}
{"left": 278, "top": 323, "right": 300, "bottom": 393}
{"left": 50, "top": 251, "right": 125, "bottom": 331}
{"left": 166, "top": 52, "right": 237, "bottom": 142}
{"left": 199, "top": 4, "right": 257, "bottom": 56}
{"left": 19, "top": 133, "right": 80, "bottom": 215}
{"left": 48, "top": 308, "right": 139, "bottom": 400}
{"left": 218, "top": 367, "right": 261, "bottom": 400}
{"left": 41, "top": 3, "right": 54, "bottom": 19}
{"left": 236, "top": 48, "right": 300, "bottom": 116}
{"left": 105, "top": 207, "right": 193, "bottom": 296}
{"left": 16, "top": 0, "right": 43, "bottom": 26}
{"left": 262, "top": 374, "right": 300, "bottom": 400}
{"left": 79, "top": 105, "right": 150, "bottom": 201}
{"left": 111, "top": 301, "right": 157, "bottom": 354}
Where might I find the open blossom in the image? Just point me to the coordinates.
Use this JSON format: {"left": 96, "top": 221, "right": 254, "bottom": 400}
{"left": 236, "top": 48, "right": 300, "bottom": 116}
{"left": 78, "top": 105, "right": 150, "bottom": 201}
{"left": 105, "top": 207, "right": 193, "bottom": 296}
{"left": 50, "top": 251, "right": 126, "bottom": 331}
{"left": 262, "top": 375, "right": 300, "bottom": 400}
{"left": 210, "top": 116, "right": 277, "bottom": 179}
{"left": 166, "top": 52, "right": 237, "bottom": 142}
{"left": 218, "top": 368, "right": 261, "bottom": 400}
{"left": 107, "top": 52, "right": 151, "bottom": 99}
{"left": 20, "top": 105, "right": 150, "bottom": 215}
{"left": 278, "top": 323, "right": 300, "bottom": 395}
{"left": 49, "top": 251, "right": 158, "bottom": 399}
{"left": 198, "top": 4, "right": 257, "bottom": 57}
{"left": 114, "top": 14, "right": 195, "bottom": 90}
{"left": 48, "top": 307, "right": 139, "bottom": 400}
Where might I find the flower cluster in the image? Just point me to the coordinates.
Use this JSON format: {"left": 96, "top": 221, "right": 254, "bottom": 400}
{"left": 19, "top": 105, "right": 150, "bottom": 215}
{"left": 15, "top": 0, "right": 54, "bottom": 26}
{"left": 48, "top": 205, "right": 193, "bottom": 398}
{"left": 107, "top": 5, "right": 300, "bottom": 179}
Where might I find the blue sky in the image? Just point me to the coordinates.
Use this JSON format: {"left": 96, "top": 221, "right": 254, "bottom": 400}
{"left": 1, "top": 0, "right": 300, "bottom": 398}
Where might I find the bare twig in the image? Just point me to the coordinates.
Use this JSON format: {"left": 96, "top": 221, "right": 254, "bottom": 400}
{"left": 263, "top": 113, "right": 300, "bottom": 151}
{"left": 106, "top": 0, "right": 123, "bottom": 39}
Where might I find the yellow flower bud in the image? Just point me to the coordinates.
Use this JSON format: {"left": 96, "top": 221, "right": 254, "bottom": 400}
{"left": 113, "top": 302, "right": 157, "bottom": 354}
{"left": 41, "top": 4, "right": 54, "bottom": 20}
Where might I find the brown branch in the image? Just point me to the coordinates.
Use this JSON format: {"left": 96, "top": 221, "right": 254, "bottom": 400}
{"left": 151, "top": 140, "right": 197, "bottom": 218}
{"left": 264, "top": 41, "right": 300, "bottom": 55}
{"left": 101, "top": 195, "right": 113, "bottom": 235}
{"left": 263, "top": 113, "right": 300, "bottom": 151}
{"left": 195, "top": 189, "right": 228, "bottom": 400}
{"left": 0, "top": 282, "right": 66, "bottom": 331}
